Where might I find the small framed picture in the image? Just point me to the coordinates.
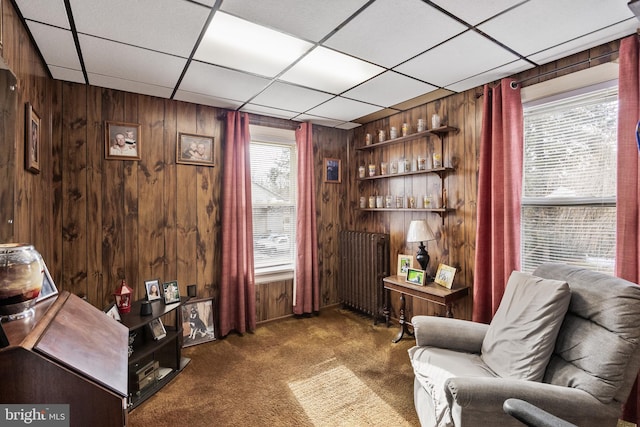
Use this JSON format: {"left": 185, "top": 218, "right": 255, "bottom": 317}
{"left": 36, "top": 261, "right": 59, "bottom": 303}
{"left": 104, "top": 303, "right": 121, "bottom": 322}
{"left": 145, "top": 278, "right": 162, "bottom": 301}
{"left": 435, "top": 264, "right": 457, "bottom": 289}
{"left": 177, "top": 132, "right": 215, "bottom": 166}
{"left": 397, "top": 254, "right": 414, "bottom": 278}
{"left": 406, "top": 268, "right": 426, "bottom": 286}
{"left": 25, "top": 102, "right": 41, "bottom": 174}
{"left": 181, "top": 297, "right": 216, "bottom": 347}
{"left": 163, "top": 280, "right": 180, "bottom": 304}
{"left": 149, "top": 318, "right": 166, "bottom": 340}
{"left": 324, "top": 158, "right": 341, "bottom": 183}
{"left": 105, "top": 121, "right": 141, "bottom": 160}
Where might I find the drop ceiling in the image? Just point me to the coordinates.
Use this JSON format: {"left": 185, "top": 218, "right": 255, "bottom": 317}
{"left": 13, "top": 0, "right": 638, "bottom": 129}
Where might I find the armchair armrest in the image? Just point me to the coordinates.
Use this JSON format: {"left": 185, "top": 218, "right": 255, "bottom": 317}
{"left": 503, "top": 398, "right": 577, "bottom": 427}
{"left": 412, "top": 316, "right": 488, "bottom": 353}
{"left": 445, "top": 377, "right": 619, "bottom": 422}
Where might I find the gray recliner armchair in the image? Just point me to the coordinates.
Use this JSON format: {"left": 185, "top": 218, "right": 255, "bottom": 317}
{"left": 408, "top": 263, "right": 640, "bottom": 427}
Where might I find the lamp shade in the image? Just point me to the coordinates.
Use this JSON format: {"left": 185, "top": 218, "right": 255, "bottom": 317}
{"left": 406, "top": 220, "right": 435, "bottom": 243}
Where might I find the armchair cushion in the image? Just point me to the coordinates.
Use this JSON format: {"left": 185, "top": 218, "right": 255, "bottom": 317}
{"left": 481, "top": 271, "right": 571, "bottom": 381}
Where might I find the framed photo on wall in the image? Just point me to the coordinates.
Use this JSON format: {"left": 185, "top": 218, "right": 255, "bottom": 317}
{"left": 105, "top": 121, "right": 141, "bottom": 160}
{"left": 177, "top": 132, "right": 215, "bottom": 166}
{"left": 181, "top": 298, "right": 216, "bottom": 347}
{"left": 397, "top": 254, "right": 414, "bottom": 278}
{"left": 25, "top": 103, "right": 41, "bottom": 174}
{"left": 323, "top": 158, "right": 341, "bottom": 183}
{"left": 434, "top": 263, "right": 457, "bottom": 289}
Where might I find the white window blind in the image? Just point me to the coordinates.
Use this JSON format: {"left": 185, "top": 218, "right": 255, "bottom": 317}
{"left": 521, "top": 83, "right": 617, "bottom": 274}
{"left": 249, "top": 126, "right": 297, "bottom": 273}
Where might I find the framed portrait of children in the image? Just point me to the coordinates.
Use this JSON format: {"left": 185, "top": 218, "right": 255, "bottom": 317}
{"left": 434, "top": 263, "right": 457, "bottom": 289}
{"left": 177, "top": 132, "right": 215, "bottom": 167}
{"left": 105, "top": 121, "right": 141, "bottom": 160}
{"left": 181, "top": 297, "right": 216, "bottom": 347}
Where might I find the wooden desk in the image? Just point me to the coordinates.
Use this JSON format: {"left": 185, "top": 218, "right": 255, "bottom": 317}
{"left": 383, "top": 275, "right": 469, "bottom": 342}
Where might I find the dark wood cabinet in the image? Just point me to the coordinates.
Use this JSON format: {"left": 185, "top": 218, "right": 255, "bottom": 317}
{"left": 0, "top": 291, "right": 129, "bottom": 427}
{"left": 120, "top": 297, "right": 189, "bottom": 410}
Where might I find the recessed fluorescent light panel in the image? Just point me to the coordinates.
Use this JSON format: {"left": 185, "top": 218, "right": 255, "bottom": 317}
{"left": 195, "top": 12, "right": 313, "bottom": 78}
{"left": 279, "top": 46, "right": 384, "bottom": 94}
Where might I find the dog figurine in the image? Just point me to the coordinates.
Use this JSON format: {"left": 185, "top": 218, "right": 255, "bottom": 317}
{"left": 188, "top": 306, "right": 209, "bottom": 340}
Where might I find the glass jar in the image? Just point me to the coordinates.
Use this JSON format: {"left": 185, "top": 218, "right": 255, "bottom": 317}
{"left": 0, "top": 243, "right": 44, "bottom": 319}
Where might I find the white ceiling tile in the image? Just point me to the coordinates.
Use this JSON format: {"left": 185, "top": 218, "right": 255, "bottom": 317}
{"left": 295, "top": 114, "right": 345, "bottom": 128}
{"left": 195, "top": 12, "right": 313, "bottom": 77}
{"left": 220, "top": 0, "right": 370, "bottom": 42}
{"left": 251, "top": 82, "right": 334, "bottom": 113}
{"left": 528, "top": 19, "right": 637, "bottom": 65}
{"left": 27, "top": 22, "right": 82, "bottom": 72}
{"left": 430, "top": 0, "right": 523, "bottom": 25}
{"left": 280, "top": 46, "right": 384, "bottom": 94}
{"left": 445, "top": 59, "right": 534, "bottom": 93}
{"left": 80, "top": 35, "right": 187, "bottom": 88}
{"left": 342, "top": 71, "right": 437, "bottom": 107}
{"left": 240, "top": 104, "right": 300, "bottom": 120}
{"left": 336, "top": 122, "right": 362, "bottom": 130}
{"left": 69, "top": 0, "right": 210, "bottom": 56}
{"left": 16, "top": 0, "right": 69, "bottom": 29}
{"left": 305, "top": 97, "right": 381, "bottom": 122}
{"left": 179, "top": 61, "right": 270, "bottom": 101}
{"left": 325, "top": 0, "right": 467, "bottom": 68}
{"left": 88, "top": 74, "right": 174, "bottom": 98}
{"left": 49, "top": 66, "right": 85, "bottom": 84}
{"left": 173, "top": 91, "right": 244, "bottom": 110}
{"left": 478, "top": 0, "right": 636, "bottom": 57}
{"left": 395, "top": 30, "right": 519, "bottom": 87}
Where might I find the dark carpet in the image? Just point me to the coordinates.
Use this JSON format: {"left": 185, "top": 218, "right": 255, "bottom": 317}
{"left": 128, "top": 306, "right": 420, "bottom": 427}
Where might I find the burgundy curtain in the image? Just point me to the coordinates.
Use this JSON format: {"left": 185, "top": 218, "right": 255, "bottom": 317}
{"left": 473, "top": 78, "right": 523, "bottom": 324}
{"left": 219, "top": 111, "right": 256, "bottom": 336}
{"left": 293, "top": 122, "right": 320, "bottom": 314}
{"left": 618, "top": 35, "right": 640, "bottom": 424}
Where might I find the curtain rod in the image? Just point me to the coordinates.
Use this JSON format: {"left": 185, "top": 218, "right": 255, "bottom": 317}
{"left": 510, "top": 49, "right": 619, "bottom": 89}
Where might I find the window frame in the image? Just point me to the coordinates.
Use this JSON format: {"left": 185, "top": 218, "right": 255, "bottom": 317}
{"left": 249, "top": 125, "right": 297, "bottom": 283}
{"left": 520, "top": 79, "right": 618, "bottom": 274}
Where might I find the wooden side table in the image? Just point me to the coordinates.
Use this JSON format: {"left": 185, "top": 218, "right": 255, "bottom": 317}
{"left": 383, "top": 275, "right": 469, "bottom": 342}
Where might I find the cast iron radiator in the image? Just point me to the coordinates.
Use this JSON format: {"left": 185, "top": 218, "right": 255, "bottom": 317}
{"left": 339, "top": 230, "right": 390, "bottom": 321}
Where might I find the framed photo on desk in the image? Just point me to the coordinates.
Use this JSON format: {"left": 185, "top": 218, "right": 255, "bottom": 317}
{"left": 405, "top": 268, "right": 425, "bottom": 286}
{"left": 435, "top": 264, "right": 456, "bottom": 289}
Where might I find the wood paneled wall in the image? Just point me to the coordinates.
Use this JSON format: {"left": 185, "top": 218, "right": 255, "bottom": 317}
{"left": 345, "top": 90, "right": 482, "bottom": 321}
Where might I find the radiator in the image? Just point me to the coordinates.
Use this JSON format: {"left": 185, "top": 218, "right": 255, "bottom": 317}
{"left": 339, "top": 230, "right": 390, "bottom": 321}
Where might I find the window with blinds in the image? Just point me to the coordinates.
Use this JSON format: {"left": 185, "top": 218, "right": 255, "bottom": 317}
{"left": 521, "top": 83, "right": 617, "bottom": 274}
{"left": 249, "top": 126, "right": 297, "bottom": 275}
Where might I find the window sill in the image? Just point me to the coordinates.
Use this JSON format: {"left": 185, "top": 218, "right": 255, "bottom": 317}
{"left": 255, "top": 265, "right": 294, "bottom": 284}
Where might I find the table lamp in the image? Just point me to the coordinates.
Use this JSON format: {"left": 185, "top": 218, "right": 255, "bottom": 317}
{"left": 406, "top": 220, "right": 435, "bottom": 271}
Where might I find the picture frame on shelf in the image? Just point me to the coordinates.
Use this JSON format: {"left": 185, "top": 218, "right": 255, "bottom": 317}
{"left": 104, "top": 120, "right": 141, "bottom": 160}
{"left": 36, "top": 261, "right": 58, "bottom": 303}
{"left": 149, "top": 318, "right": 166, "bottom": 340}
{"left": 163, "top": 280, "right": 180, "bottom": 304}
{"left": 323, "top": 158, "right": 341, "bottom": 183}
{"left": 181, "top": 298, "right": 216, "bottom": 347}
{"left": 145, "top": 278, "right": 162, "bottom": 301}
{"left": 25, "top": 102, "right": 41, "bottom": 174}
{"left": 406, "top": 268, "right": 426, "bottom": 286}
{"left": 104, "top": 303, "right": 121, "bottom": 322}
{"left": 177, "top": 132, "right": 215, "bottom": 166}
{"left": 397, "top": 254, "right": 414, "bottom": 278}
{"left": 434, "top": 263, "right": 457, "bottom": 289}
